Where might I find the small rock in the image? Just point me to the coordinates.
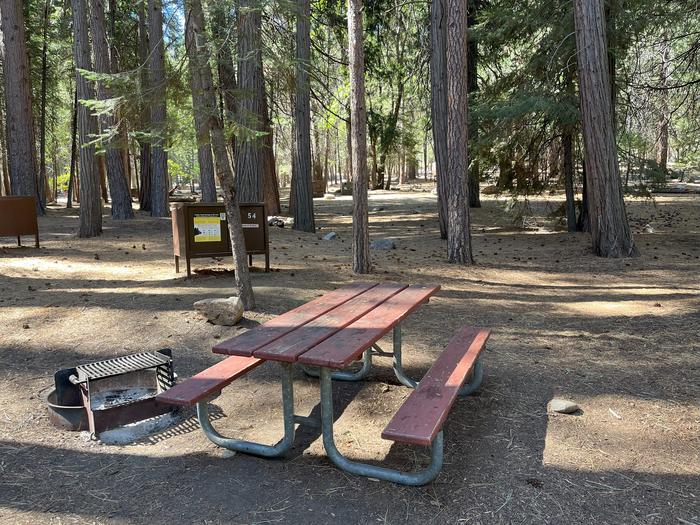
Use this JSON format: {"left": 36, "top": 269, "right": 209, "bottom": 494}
{"left": 22, "top": 323, "right": 30, "bottom": 329}
{"left": 193, "top": 297, "right": 244, "bottom": 326}
{"left": 370, "top": 206, "right": 385, "bottom": 212}
{"left": 370, "top": 238, "right": 396, "bottom": 250}
{"left": 323, "top": 194, "right": 336, "bottom": 200}
{"left": 548, "top": 398, "right": 579, "bottom": 414}
{"left": 268, "top": 216, "right": 285, "bottom": 228}
{"left": 322, "top": 232, "right": 338, "bottom": 241}
{"left": 642, "top": 224, "right": 655, "bottom": 233}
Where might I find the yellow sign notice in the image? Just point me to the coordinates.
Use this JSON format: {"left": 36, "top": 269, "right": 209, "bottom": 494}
{"left": 193, "top": 214, "right": 221, "bottom": 243}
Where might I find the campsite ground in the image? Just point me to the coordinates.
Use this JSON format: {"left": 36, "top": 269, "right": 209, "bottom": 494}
{"left": 0, "top": 189, "right": 698, "bottom": 524}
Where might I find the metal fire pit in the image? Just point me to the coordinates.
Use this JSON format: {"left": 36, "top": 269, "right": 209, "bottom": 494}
{"left": 51, "top": 349, "right": 177, "bottom": 438}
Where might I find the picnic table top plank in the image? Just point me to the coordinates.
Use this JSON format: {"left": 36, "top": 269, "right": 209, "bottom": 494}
{"left": 156, "top": 356, "right": 263, "bottom": 406}
{"left": 381, "top": 326, "right": 491, "bottom": 446}
{"left": 252, "top": 282, "right": 408, "bottom": 363}
{"left": 298, "top": 285, "right": 441, "bottom": 369}
{"left": 212, "top": 282, "right": 378, "bottom": 357}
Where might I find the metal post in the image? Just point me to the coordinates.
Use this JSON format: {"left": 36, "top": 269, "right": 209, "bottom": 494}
{"left": 319, "top": 367, "right": 443, "bottom": 486}
{"left": 196, "top": 362, "right": 295, "bottom": 457}
{"left": 392, "top": 325, "right": 419, "bottom": 388}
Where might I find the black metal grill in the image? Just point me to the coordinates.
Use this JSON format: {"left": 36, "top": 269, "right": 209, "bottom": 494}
{"left": 74, "top": 352, "right": 172, "bottom": 383}
{"left": 55, "top": 349, "right": 177, "bottom": 437}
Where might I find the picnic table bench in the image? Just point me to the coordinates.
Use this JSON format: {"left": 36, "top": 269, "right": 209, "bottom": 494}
{"left": 158, "top": 282, "right": 490, "bottom": 485}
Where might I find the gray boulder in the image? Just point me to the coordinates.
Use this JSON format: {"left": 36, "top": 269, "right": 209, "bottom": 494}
{"left": 370, "top": 238, "right": 396, "bottom": 250}
{"left": 323, "top": 232, "right": 338, "bottom": 241}
{"left": 548, "top": 398, "right": 579, "bottom": 414}
{"left": 194, "top": 297, "right": 244, "bottom": 326}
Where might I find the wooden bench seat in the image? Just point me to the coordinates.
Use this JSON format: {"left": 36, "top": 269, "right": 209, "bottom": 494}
{"left": 381, "top": 326, "right": 490, "bottom": 446}
{"left": 156, "top": 356, "right": 263, "bottom": 406}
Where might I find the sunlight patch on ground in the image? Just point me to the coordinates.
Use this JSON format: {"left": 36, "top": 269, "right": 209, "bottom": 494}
{"left": 543, "top": 395, "right": 700, "bottom": 477}
{"left": 558, "top": 300, "right": 687, "bottom": 317}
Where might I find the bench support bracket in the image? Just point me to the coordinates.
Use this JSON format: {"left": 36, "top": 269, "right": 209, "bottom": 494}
{"left": 196, "top": 362, "right": 295, "bottom": 458}
{"left": 458, "top": 355, "right": 483, "bottom": 396}
{"left": 319, "top": 367, "right": 443, "bottom": 486}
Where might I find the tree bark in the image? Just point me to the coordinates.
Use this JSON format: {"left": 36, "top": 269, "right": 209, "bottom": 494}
{"left": 90, "top": 0, "right": 134, "bottom": 218}
{"left": 184, "top": 0, "right": 217, "bottom": 202}
{"left": 562, "top": 129, "right": 577, "bottom": 232}
{"left": 261, "top": 91, "right": 281, "bottom": 214}
{"left": 467, "top": 0, "right": 480, "bottom": 208}
{"left": 72, "top": 0, "right": 103, "bottom": 236}
{"left": 209, "top": 1, "right": 237, "bottom": 149}
{"left": 137, "top": 1, "right": 151, "bottom": 211}
{"left": 148, "top": 0, "right": 169, "bottom": 217}
{"left": 38, "top": 0, "right": 51, "bottom": 207}
{"left": 430, "top": 0, "right": 448, "bottom": 239}
{"left": 573, "top": 0, "right": 637, "bottom": 257}
{"left": 67, "top": 87, "right": 78, "bottom": 208}
{"left": 292, "top": 0, "right": 316, "bottom": 232}
{"left": 348, "top": 0, "right": 370, "bottom": 273}
{"left": 234, "top": 0, "right": 264, "bottom": 203}
{"left": 446, "top": 0, "right": 473, "bottom": 264}
{"left": 0, "top": 0, "right": 42, "bottom": 213}
{"left": 656, "top": 33, "right": 670, "bottom": 172}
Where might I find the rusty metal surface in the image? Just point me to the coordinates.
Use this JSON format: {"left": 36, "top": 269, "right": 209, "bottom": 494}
{"left": 0, "top": 196, "right": 39, "bottom": 246}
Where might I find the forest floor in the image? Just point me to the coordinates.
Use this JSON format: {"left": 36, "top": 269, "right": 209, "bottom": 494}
{"left": 0, "top": 189, "right": 698, "bottom": 525}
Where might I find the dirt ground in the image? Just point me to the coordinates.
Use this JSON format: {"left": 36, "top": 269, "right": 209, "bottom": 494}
{"left": 0, "top": 190, "right": 698, "bottom": 525}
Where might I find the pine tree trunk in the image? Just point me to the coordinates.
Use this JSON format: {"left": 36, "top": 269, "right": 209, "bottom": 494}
{"left": 235, "top": 0, "right": 264, "bottom": 203}
{"left": 0, "top": 86, "right": 9, "bottom": 196}
{"left": 67, "top": 87, "right": 78, "bottom": 208}
{"left": 430, "top": 0, "right": 448, "bottom": 239}
{"left": 261, "top": 92, "right": 281, "bottom": 214}
{"left": 209, "top": 1, "right": 237, "bottom": 149}
{"left": 467, "top": 0, "right": 480, "bottom": 208}
{"left": 184, "top": 0, "right": 217, "bottom": 202}
{"left": 90, "top": 0, "right": 134, "bottom": 219}
{"left": 291, "top": 0, "right": 316, "bottom": 232}
{"left": 72, "top": 0, "right": 103, "bottom": 236}
{"left": 0, "top": 0, "right": 43, "bottom": 213}
{"left": 562, "top": 129, "right": 577, "bottom": 232}
{"left": 656, "top": 34, "right": 670, "bottom": 172}
{"left": 148, "top": 0, "right": 169, "bottom": 217}
{"left": 137, "top": 3, "right": 151, "bottom": 212}
{"left": 348, "top": 0, "right": 370, "bottom": 273}
{"left": 573, "top": 0, "right": 637, "bottom": 257}
{"left": 446, "top": 0, "right": 473, "bottom": 264}
{"left": 38, "top": 0, "right": 51, "bottom": 207}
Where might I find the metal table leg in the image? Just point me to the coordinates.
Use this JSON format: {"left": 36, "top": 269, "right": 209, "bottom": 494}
{"left": 196, "top": 362, "right": 295, "bottom": 457}
{"left": 319, "top": 367, "right": 443, "bottom": 486}
{"left": 391, "top": 324, "right": 419, "bottom": 388}
{"left": 300, "top": 348, "right": 372, "bottom": 382}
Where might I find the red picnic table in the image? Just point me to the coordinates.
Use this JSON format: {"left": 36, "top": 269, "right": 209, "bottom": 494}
{"left": 158, "top": 282, "right": 490, "bottom": 485}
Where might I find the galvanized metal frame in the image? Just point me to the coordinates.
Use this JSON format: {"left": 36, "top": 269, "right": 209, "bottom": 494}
{"left": 195, "top": 321, "right": 484, "bottom": 484}
{"left": 319, "top": 367, "right": 443, "bottom": 486}
{"left": 298, "top": 325, "right": 483, "bottom": 396}
{"left": 300, "top": 348, "right": 373, "bottom": 382}
{"left": 196, "top": 362, "right": 296, "bottom": 457}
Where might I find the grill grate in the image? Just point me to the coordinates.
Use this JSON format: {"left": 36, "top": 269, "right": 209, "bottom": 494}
{"left": 75, "top": 352, "right": 171, "bottom": 383}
